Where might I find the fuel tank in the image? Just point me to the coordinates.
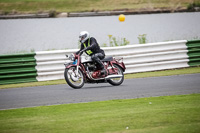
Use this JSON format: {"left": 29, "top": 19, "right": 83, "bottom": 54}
{"left": 81, "top": 56, "right": 93, "bottom": 63}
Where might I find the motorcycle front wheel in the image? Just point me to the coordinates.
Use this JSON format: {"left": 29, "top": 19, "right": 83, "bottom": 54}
{"left": 107, "top": 64, "right": 124, "bottom": 86}
{"left": 64, "top": 66, "right": 84, "bottom": 89}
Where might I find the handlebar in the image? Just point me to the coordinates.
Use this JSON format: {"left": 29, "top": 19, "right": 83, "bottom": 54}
{"left": 79, "top": 48, "right": 88, "bottom": 55}
{"left": 65, "top": 48, "right": 88, "bottom": 58}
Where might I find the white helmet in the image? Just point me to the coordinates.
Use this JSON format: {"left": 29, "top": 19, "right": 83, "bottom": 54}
{"left": 79, "top": 31, "right": 90, "bottom": 43}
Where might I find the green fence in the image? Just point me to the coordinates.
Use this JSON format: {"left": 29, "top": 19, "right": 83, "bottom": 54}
{"left": 0, "top": 39, "right": 199, "bottom": 85}
{"left": 0, "top": 53, "right": 37, "bottom": 85}
{"left": 186, "top": 40, "right": 200, "bottom": 66}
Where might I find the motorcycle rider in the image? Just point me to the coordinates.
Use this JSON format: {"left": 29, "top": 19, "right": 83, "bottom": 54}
{"left": 76, "top": 31, "right": 106, "bottom": 75}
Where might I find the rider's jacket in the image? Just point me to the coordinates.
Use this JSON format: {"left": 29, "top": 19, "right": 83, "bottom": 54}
{"left": 76, "top": 37, "right": 105, "bottom": 56}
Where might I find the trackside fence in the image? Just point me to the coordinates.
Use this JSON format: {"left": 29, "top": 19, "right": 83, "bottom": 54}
{"left": 0, "top": 53, "right": 37, "bottom": 85}
{"left": 186, "top": 40, "right": 200, "bottom": 66}
{"left": 103, "top": 40, "right": 189, "bottom": 74}
{"left": 35, "top": 40, "right": 191, "bottom": 82}
{"left": 35, "top": 49, "right": 77, "bottom": 82}
{"left": 0, "top": 40, "right": 199, "bottom": 85}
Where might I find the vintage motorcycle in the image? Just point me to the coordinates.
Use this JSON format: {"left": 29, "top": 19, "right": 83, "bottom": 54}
{"left": 64, "top": 48, "right": 126, "bottom": 89}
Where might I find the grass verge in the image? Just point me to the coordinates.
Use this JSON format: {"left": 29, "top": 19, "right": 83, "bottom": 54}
{"left": 125, "top": 66, "right": 200, "bottom": 79}
{"left": 0, "top": 0, "right": 194, "bottom": 14}
{"left": 0, "top": 94, "right": 199, "bottom": 133}
{"left": 0, "top": 66, "right": 200, "bottom": 89}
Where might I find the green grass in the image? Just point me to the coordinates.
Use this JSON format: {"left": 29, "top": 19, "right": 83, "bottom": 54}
{"left": 0, "top": 0, "right": 194, "bottom": 14}
{"left": 0, "top": 94, "right": 199, "bottom": 133}
{"left": 0, "top": 66, "right": 200, "bottom": 89}
{"left": 125, "top": 66, "right": 200, "bottom": 79}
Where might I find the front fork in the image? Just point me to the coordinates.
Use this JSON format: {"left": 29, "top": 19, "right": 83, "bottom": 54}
{"left": 76, "top": 66, "right": 79, "bottom": 76}
{"left": 65, "top": 64, "right": 80, "bottom": 77}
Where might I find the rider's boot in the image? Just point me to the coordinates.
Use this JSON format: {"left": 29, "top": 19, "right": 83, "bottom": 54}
{"left": 93, "top": 56, "right": 107, "bottom": 75}
{"left": 100, "top": 68, "right": 107, "bottom": 75}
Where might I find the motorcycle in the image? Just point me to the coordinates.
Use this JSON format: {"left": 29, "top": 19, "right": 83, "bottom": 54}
{"left": 64, "top": 48, "right": 126, "bottom": 89}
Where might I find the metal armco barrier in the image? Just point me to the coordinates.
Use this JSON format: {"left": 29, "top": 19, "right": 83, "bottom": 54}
{"left": 35, "top": 49, "right": 77, "bottom": 82}
{"left": 0, "top": 53, "right": 37, "bottom": 85}
{"left": 104, "top": 40, "right": 189, "bottom": 74}
{"left": 186, "top": 40, "right": 200, "bottom": 66}
{"left": 0, "top": 40, "right": 199, "bottom": 85}
{"left": 35, "top": 40, "right": 191, "bottom": 81}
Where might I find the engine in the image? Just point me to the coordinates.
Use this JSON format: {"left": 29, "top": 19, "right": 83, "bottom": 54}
{"left": 86, "top": 63, "right": 96, "bottom": 71}
{"left": 92, "top": 70, "right": 101, "bottom": 79}
{"left": 86, "top": 63, "right": 101, "bottom": 79}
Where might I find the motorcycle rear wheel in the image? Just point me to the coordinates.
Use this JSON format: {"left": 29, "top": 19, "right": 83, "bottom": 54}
{"left": 64, "top": 66, "right": 84, "bottom": 89}
{"left": 107, "top": 64, "right": 124, "bottom": 86}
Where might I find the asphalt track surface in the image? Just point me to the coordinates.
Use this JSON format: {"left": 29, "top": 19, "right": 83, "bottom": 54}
{"left": 0, "top": 73, "right": 200, "bottom": 110}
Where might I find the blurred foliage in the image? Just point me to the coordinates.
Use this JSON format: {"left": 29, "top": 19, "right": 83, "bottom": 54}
{"left": 102, "top": 35, "right": 130, "bottom": 47}
{"left": 138, "top": 34, "right": 147, "bottom": 44}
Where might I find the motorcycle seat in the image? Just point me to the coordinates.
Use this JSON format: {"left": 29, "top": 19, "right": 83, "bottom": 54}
{"left": 102, "top": 56, "right": 113, "bottom": 61}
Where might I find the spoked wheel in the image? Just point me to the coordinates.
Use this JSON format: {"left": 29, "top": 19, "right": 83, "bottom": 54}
{"left": 64, "top": 66, "right": 84, "bottom": 89}
{"left": 107, "top": 64, "right": 124, "bottom": 86}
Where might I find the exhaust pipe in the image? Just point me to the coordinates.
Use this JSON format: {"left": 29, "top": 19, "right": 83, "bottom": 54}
{"left": 105, "top": 75, "right": 123, "bottom": 80}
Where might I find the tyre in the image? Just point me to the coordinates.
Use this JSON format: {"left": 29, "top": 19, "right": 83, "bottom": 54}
{"left": 64, "top": 66, "right": 84, "bottom": 89}
{"left": 107, "top": 64, "right": 124, "bottom": 86}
